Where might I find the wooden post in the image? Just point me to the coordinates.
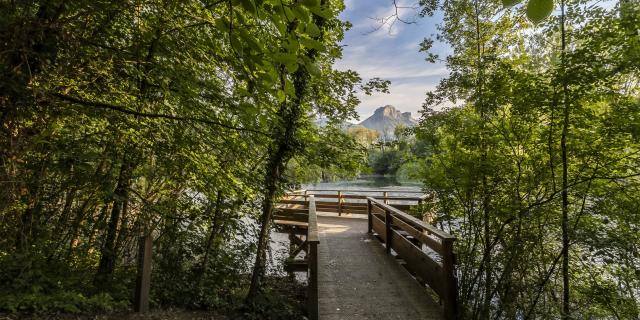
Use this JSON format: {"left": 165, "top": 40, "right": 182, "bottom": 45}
{"left": 337, "top": 191, "right": 342, "bottom": 216}
{"left": 307, "top": 241, "right": 319, "bottom": 320}
{"left": 383, "top": 191, "right": 388, "bottom": 204}
{"left": 441, "top": 238, "right": 458, "bottom": 320}
{"left": 306, "top": 195, "right": 319, "bottom": 320}
{"left": 385, "top": 210, "right": 392, "bottom": 254}
{"left": 367, "top": 199, "right": 372, "bottom": 234}
{"left": 134, "top": 234, "right": 152, "bottom": 313}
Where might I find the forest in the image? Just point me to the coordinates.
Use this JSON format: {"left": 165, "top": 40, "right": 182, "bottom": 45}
{"left": 1, "top": 0, "right": 639, "bottom": 319}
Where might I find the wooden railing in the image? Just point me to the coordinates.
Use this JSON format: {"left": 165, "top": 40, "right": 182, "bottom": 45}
{"left": 283, "top": 189, "right": 429, "bottom": 216}
{"left": 367, "top": 197, "right": 458, "bottom": 320}
{"left": 273, "top": 195, "right": 319, "bottom": 320}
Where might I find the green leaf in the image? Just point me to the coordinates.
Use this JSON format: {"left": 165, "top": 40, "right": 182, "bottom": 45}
{"left": 502, "top": 0, "right": 522, "bottom": 7}
{"left": 276, "top": 90, "right": 286, "bottom": 103}
{"left": 239, "top": 0, "right": 257, "bottom": 15}
{"left": 215, "top": 17, "right": 230, "bottom": 30}
{"left": 230, "top": 36, "right": 243, "bottom": 53}
{"left": 308, "top": 6, "right": 332, "bottom": 19}
{"left": 300, "top": 0, "right": 320, "bottom": 8}
{"left": 292, "top": 5, "right": 311, "bottom": 22}
{"left": 306, "top": 22, "right": 321, "bottom": 37}
{"left": 526, "top": 0, "right": 554, "bottom": 24}
{"left": 299, "top": 37, "right": 325, "bottom": 51}
{"left": 273, "top": 53, "right": 297, "bottom": 65}
{"left": 285, "top": 37, "right": 300, "bottom": 53}
{"left": 285, "top": 61, "right": 299, "bottom": 73}
{"left": 306, "top": 61, "right": 321, "bottom": 76}
{"left": 239, "top": 28, "right": 261, "bottom": 52}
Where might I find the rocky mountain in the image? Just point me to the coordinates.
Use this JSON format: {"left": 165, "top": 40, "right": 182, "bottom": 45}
{"left": 358, "top": 105, "right": 417, "bottom": 138}
{"left": 314, "top": 105, "right": 416, "bottom": 139}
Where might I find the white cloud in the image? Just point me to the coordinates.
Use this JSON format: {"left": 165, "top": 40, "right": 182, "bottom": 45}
{"left": 337, "top": 0, "right": 450, "bottom": 120}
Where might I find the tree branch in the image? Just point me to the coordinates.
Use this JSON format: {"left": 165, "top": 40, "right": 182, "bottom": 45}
{"left": 54, "top": 93, "right": 270, "bottom": 137}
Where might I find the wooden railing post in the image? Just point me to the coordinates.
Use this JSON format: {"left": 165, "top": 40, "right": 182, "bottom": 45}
{"left": 306, "top": 195, "right": 319, "bottom": 320}
{"left": 308, "top": 241, "right": 318, "bottom": 320}
{"left": 337, "top": 191, "right": 342, "bottom": 216}
{"left": 134, "top": 233, "right": 152, "bottom": 313}
{"left": 385, "top": 209, "right": 392, "bottom": 253}
{"left": 383, "top": 191, "right": 388, "bottom": 204}
{"left": 367, "top": 199, "right": 372, "bottom": 234}
{"left": 442, "top": 238, "right": 458, "bottom": 320}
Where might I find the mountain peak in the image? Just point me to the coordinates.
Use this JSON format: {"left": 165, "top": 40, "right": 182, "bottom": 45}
{"left": 359, "top": 105, "right": 416, "bottom": 138}
{"left": 375, "top": 105, "right": 401, "bottom": 117}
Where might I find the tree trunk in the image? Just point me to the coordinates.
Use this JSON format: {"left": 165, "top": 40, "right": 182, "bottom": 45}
{"left": 200, "top": 191, "right": 224, "bottom": 279}
{"left": 247, "top": 152, "right": 286, "bottom": 300}
{"left": 94, "top": 158, "right": 132, "bottom": 289}
{"left": 246, "top": 0, "right": 328, "bottom": 303}
{"left": 560, "top": 0, "right": 571, "bottom": 317}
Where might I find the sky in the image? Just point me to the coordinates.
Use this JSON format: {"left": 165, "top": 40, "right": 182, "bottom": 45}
{"left": 335, "top": 0, "right": 451, "bottom": 121}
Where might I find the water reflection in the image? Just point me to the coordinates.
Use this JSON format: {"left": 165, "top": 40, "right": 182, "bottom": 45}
{"left": 305, "top": 175, "right": 421, "bottom": 191}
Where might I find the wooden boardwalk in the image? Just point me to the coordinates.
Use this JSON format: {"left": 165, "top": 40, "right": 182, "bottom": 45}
{"left": 275, "top": 190, "right": 457, "bottom": 320}
{"left": 317, "top": 214, "right": 444, "bottom": 320}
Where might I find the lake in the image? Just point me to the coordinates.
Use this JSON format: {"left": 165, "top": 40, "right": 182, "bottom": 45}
{"left": 303, "top": 175, "right": 422, "bottom": 193}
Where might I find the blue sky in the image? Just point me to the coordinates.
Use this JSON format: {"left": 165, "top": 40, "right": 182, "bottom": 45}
{"left": 335, "top": 0, "right": 451, "bottom": 121}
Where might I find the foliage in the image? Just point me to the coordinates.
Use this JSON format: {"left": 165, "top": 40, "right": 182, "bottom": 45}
{"left": 0, "top": 0, "right": 377, "bottom": 316}
{"left": 347, "top": 126, "right": 380, "bottom": 147}
{"left": 366, "top": 127, "right": 429, "bottom": 177}
{"left": 290, "top": 125, "right": 368, "bottom": 183}
{"left": 368, "top": 150, "right": 403, "bottom": 175}
{"left": 416, "top": 0, "right": 640, "bottom": 318}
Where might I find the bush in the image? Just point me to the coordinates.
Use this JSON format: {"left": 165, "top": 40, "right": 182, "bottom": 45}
{"left": 396, "top": 161, "right": 422, "bottom": 182}
{"left": 0, "top": 291, "right": 127, "bottom": 314}
{"left": 368, "top": 150, "right": 403, "bottom": 175}
{"left": 0, "top": 252, "right": 130, "bottom": 314}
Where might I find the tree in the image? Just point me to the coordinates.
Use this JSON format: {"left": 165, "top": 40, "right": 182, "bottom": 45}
{"left": 347, "top": 126, "right": 380, "bottom": 147}
{"left": 0, "top": 0, "right": 381, "bottom": 314}
{"left": 415, "top": 0, "right": 640, "bottom": 317}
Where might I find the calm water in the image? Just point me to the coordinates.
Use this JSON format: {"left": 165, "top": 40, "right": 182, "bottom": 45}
{"left": 304, "top": 175, "right": 422, "bottom": 193}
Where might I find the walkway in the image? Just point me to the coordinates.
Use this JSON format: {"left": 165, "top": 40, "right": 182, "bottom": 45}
{"left": 317, "top": 214, "right": 444, "bottom": 320}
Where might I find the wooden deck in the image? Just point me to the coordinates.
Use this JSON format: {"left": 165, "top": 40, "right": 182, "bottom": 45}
{"left": 274, "top": 190, "right": 457, "bottom": 320}
{"left": 317, "top": 214, "right": 444, "bottom": 319}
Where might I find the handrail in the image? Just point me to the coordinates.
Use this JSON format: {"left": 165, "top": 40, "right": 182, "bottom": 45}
{"left": 283, "top": 189, "right": 429, "bottom": 217}
{"left": 307, "top": 195, "right": 319, "bottom": 243}
{"left": 367, "top": 196, "right": 458, "bottom": 320}
{"left": 367, "top": 197, "right": 454, "bottom": 240}
{"left": 305, "top": 188, "right": 425, "bottom": 194}
{"left": 288, "top": 190, "right": 428, "bottom": 201}
{"left": 290, "top": 193, "right": 426, "bottom": 202}
{"left": 306, "top": 195, "right": 319, "bottom": 320}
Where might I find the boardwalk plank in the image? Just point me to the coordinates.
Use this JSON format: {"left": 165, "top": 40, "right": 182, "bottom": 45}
{"left": 317, "top": 215, "right": 444, "bottom": 320}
